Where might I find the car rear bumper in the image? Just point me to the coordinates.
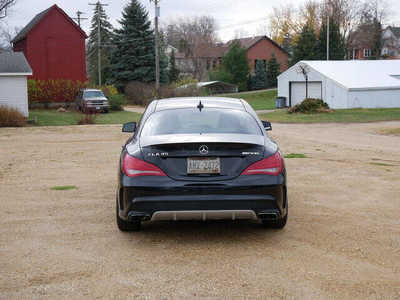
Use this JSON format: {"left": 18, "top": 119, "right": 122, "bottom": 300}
{"left": 118, "top": 173, "right": 287, "bottom": 222}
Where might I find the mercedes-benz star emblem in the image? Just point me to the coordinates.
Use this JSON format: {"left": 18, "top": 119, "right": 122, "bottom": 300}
{"left": 199, "top": 145, "right": 209, "bottom": 155}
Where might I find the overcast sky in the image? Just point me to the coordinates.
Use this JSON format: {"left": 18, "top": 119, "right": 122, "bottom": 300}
{"left": 2, "top": 0, "right": 400, "bottom": 42}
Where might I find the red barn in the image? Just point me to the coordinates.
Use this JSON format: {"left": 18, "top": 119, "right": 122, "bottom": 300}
{"left": 12, "top": 4, "right": 87, "bottom": 82}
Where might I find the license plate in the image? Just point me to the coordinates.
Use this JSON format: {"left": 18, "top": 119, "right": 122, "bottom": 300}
{"left": 96, "top": 106, "right": 100, "bottom": 110}
{"left": 187, "top": 157, "right": 220, "bottom": 174}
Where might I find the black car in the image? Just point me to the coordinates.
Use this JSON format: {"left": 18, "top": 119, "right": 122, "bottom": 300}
{"left": 116, "top": 97, "right": 287, "bottom": 231}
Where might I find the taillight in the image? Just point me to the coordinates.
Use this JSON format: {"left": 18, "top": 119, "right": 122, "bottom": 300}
{"left": 241, "top": 152, "right": 283, "bottom": 176}
{"left": 122, "top": 154, "right": 166, "bottom": 177}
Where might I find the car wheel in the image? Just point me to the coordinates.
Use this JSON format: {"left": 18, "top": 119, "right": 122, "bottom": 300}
{"left": 116, "top": 198, "right": 141, "bottom": 232}
{"left": 103, "top": 108, "right": 109, "bottom": 113}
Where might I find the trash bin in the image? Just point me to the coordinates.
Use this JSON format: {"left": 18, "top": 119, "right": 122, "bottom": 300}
{"left": 275, "top": 97, "right": 287, "bottom": 108}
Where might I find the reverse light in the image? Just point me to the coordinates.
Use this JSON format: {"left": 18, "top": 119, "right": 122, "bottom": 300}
{"left": 122, "top": 154, "right": 166, "bottom": 177}
{"left": 241, "top": 152, "right": 283, "bottom": 176}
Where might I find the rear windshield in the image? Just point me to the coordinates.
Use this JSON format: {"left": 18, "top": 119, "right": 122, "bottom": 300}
{"left": 141, "top": 108, "right": 262, "bottom": 136}
{"left": 84, "top": 91, "right": 105, "bottom": 98}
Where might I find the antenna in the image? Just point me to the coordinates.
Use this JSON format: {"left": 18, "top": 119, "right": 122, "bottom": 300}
{"left": 73, "top": 11, "right": 88, "bottom": 28}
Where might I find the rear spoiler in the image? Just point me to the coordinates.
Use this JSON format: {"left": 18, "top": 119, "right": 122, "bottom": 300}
{"left": 139, "top": 134, "right": 265, "bottom": 147}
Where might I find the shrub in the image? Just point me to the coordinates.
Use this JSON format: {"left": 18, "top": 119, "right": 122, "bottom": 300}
{"left": 124, "top": 82, "right": 155, "bottom": 106}
{"left": 173, "top": 77, "right": 198, "bottom": 88}
{"left": 87, "top": 85, "right": 118, "bottom": 98}
{"left": 28, "top": 79, "right": 87, "bottom": 106}
{"left": 109, "top": 94, "right": 126, "bottom": 111}
{"left": 288, "top": 98, "right": 330, "bottom": 114}
{"left": 0, "top": 106, "right": 26, "bottom": 127}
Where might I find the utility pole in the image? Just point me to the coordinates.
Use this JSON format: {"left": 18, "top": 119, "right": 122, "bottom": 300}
{"left": 73, "top": 11, "right": 88, "bottom": 28}
{"left": 150, "top": 0, "right": 160, "bottom": 93}
{"left": 326, "top": 4, "right": 332, "bottom": 61}
{"left": 89, "top": 1, "right": 108, "bottom": 86}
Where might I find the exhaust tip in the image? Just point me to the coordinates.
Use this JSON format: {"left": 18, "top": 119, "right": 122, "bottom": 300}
{"left": 128, "top": 211, "right": 150, "bottom": 221}
{"left": 258, "top": 210, "right": 280, "bottom": 221}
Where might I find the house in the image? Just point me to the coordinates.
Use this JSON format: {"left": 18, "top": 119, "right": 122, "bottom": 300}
{"left": 382, "top": 26, "right": 400, "bottom": 57}
{"left": 227, "top": 36, "right": 289, "bottom": 73}
{"left": 12, "top": 4, "right": 87, "bottom": 82}
{"left": 347, "top": 27, "right": 375, "bottom": 59}
{"left": 278, "top": 60, "right": 400, "bottom": 109}
{"left": 175, "top": 35, "right": 289, "bottom": 80}
{"left": 0, "top": 52, "right": 32, "bottom": 117}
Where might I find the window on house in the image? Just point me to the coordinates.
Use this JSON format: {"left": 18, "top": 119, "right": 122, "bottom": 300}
{"left": 364, "top": 49, "right": 371, "bottom": 57}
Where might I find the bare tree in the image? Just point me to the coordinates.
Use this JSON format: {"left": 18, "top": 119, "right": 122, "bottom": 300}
{"left": 164, "top": 16, "right": 218, "bottom": 80}
{"left": 0, "top": 25, "right": 20, "bottom": 51}
{"left": 0, "top": 0, "right": 16, "bottom": 19}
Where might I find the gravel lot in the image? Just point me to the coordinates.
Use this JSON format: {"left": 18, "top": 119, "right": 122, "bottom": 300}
{"left": 1, "top": 122, "right": 399, "bottom": 299}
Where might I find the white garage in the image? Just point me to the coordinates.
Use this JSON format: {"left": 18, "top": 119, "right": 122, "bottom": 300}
{"left": 277, "top": 60, "right": 400, "bottom": 109}
{"left": 0, "top": 52, "right": 32, "bottom": 117}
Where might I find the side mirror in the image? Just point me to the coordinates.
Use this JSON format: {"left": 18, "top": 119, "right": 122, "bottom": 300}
{"left": 122, "top": 122, "right": 136, "bottom": 133}
{"left": 262, "top": 121, "right": 272, "bottom": 131}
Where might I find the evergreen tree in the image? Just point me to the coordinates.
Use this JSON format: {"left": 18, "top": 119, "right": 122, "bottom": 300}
{"left": 87, "top": 2, "right": 114, "bottom": 85}
{"left": 372, "top": 18, "right": 382, "bottom": 59}
{"left": 251, "top": 60, "right": 267, "bottom": 90}
{"left": 316, "top": 20, "right": 345, "bottom": 60}
{"left": 281, "top": 33, "right": 293, "bottom": 57}
{"left": 109, "top": 0, "right": 167, "bottom": 91}
{"left": 266, "top": 53, "right": 281, "bottom": 87}
{"left": 220, "top": 41, "right": 249, "bottom": 91}
{"left": 291, "top": 22, "right": 318, "bottom": 65}
{"left": 168, "top": 49, "right": 180, "bottom": 83}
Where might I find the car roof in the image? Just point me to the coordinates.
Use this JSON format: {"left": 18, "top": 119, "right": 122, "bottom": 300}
{"left": 82, "top": 89, "right": 103, "bottom": 92}
{"left": 155, "top": 97, "right": 245, "bottom": 112}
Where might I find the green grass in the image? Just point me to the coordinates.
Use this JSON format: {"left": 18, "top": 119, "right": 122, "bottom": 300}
{"left": 284, "top": 153, "right": 307, "bottom": 159}
{"left": 29, "top": 110, "right": 141, "bottom": 126}
{"left": 51, "top": 185, "right": 77, "bottom": 191}
{"left": 260, "top": 108, "right": 400, "bottom": 123}
{"left": 219, "top": 89, "right": 277, "bottom": 110}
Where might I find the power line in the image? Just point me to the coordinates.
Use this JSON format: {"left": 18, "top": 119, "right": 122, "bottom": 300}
{"left": 89, "top": 1, "right": 109, "bottom": 86}
{"left": 73, "top": 11, "right": 88, "bottom": 28}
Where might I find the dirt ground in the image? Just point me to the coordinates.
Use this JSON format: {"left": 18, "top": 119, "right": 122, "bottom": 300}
{"left": 0, "top": 122, "right": 399, "bottom": 299}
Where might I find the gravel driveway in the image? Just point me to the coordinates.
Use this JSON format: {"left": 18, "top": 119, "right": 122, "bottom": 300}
{"left": 1, "top": 122, "right": 399, "bottom": 299}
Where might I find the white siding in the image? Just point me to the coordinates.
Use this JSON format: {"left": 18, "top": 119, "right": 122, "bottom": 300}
{"left": 348, "top": 89, "right": 400, "bottom": 108}
{"left": 0, "top": 76, "right": 29, "bottom": 117}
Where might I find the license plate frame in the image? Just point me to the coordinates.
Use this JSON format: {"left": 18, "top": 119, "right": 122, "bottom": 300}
{"left": 187, "top": 157, "right": 220, "bottom": 174}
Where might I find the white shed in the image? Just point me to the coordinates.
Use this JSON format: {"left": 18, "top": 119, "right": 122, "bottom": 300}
{"left": 0, "top": 52, "right": 32, "bottom": 117}
{"left": 277, "top": 60, "right": 400, "bottom": 109}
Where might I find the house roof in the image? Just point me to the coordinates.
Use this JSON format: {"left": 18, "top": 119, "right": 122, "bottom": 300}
{"left": 298, "top": 60, "right": 400, "bottom": 90}
{"left": 12, "top": 4, "right": 87, "bottom": 44}
{"left": 0, "top": 52, "right": 32, "bottom": 75}
{"left": 387, "top": 26, "right": 400, "bottom": 39}
{"left": 227, "top": 35, "right": 289, "bottom": 55}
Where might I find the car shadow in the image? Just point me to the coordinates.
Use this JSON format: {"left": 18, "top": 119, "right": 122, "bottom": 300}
{"left": 123, "top": 220, "right": 285, "bottom": 246}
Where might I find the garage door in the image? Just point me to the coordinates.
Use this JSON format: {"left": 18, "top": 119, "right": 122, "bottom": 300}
{"left": 290, "top": 82, "right": 322, "bottom": 106}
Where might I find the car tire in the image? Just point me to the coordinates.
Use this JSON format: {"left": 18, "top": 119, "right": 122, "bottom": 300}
{"left": 103, "top": 108, "right": 109, "bottom": 114}
{"left": 116, "top": 198, "right": 141, "bottom": 232}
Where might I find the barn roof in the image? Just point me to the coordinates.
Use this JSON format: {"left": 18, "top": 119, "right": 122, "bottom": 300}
{"left": 298, "top": 60, "right": 400, "bottom": 90}
{"left": 0, "top": 52, "right": 32, "bottom": 75}
{"left": 12, "top": 4, "right": 87, "bottom": 44}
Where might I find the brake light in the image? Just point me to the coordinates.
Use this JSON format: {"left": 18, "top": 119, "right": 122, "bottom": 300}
{"left": 122, "top": 154, "right": 166, "bottom": 177}
{"left": 241, "top": 152, "right": 283, "bottom": 176}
